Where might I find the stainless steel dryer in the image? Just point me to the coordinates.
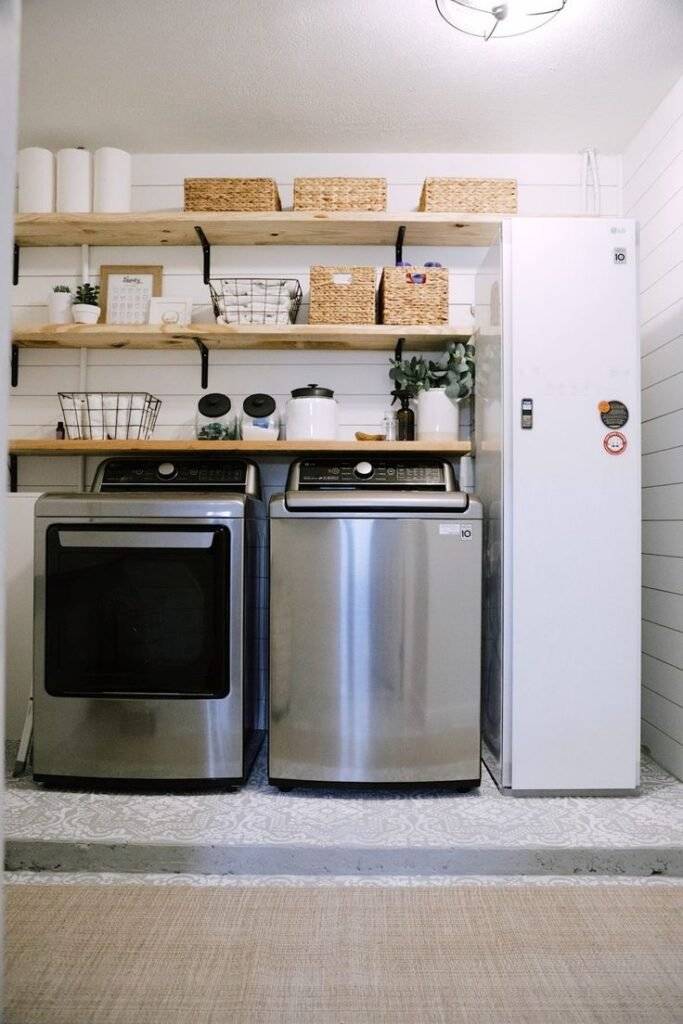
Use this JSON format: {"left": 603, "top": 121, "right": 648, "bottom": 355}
{"left": 269, "top": 457, "right": 483, "bottom": 789}
{"left": 33, "top": 457, "right": 266, "bottom": 785}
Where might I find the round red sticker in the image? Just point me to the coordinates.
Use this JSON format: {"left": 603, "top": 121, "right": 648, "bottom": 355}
{"left": 603, "top": 431, "right": 627, "bottom": 455}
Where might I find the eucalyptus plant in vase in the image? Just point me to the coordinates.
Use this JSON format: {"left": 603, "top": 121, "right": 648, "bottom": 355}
{"left": 389, "top": 340, "right": 475, "bottom": 441}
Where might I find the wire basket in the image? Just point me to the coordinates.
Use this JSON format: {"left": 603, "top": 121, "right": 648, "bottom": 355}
{"left": 209, "top": 278, "right": 302, "bottom": 325}
{"left": 58, "top": 392, "right": 162, "bottom": 440}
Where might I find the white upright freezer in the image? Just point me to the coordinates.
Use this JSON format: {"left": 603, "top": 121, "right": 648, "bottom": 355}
{"left": 476, "top": 217, "right": 641, "bottom": 792}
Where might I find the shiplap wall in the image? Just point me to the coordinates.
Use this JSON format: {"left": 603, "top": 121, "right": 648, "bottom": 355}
{"left": 10, "top": 151, "right": 619, "bottom": 493}
{"left": 623, "top": 77, "right": 683, "bottom": 780}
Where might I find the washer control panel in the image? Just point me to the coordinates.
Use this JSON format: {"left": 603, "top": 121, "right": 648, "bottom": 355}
{"left": 297, "top": 459, "right": 449, "bottom": 489}
{"left": 97, "top": 458, "right": 253, "bottom": 491}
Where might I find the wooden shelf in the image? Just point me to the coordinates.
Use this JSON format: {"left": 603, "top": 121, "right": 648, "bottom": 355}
{"left": 12, "top": 323, "right": 470, "bottom": 352}
{"left": 14, "top": 211, "right": 501, "bottom": 248}
{"left": 9, "top": 439, "right": 472, "bottom": 457}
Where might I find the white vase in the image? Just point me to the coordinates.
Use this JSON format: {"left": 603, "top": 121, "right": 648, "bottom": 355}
{"left": 417, "top": 388, "right": 459, "bottom": 441}
{"left": 48, "top": 291, "right": 73, "bottom": 324}
{"left": 72, "top": 304, "right": 100, "bottom": 325}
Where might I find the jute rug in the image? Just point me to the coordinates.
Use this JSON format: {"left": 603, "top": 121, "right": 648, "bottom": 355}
{"left": 5, "top": 883, "right": 682, "bottom": 1023}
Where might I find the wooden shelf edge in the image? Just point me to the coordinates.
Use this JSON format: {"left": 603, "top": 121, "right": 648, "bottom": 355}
{"left": 9, "top": 439, "right": 472, "bottom": 457}
{"left": 14, "top": 210, "right": 502, "bottom": 248}
{"left": 11, "top": 323, "right": 472, "bottom": 352}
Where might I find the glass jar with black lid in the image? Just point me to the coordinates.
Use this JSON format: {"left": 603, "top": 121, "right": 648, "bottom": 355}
{"left": 195, "top": 393, "right": 237, "bottom": 440}
{"left": 239, "top": 393, "right": 279, "bottom": 441}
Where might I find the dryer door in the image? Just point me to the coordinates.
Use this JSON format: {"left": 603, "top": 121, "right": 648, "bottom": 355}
{"left": 44, "top": 524, "right": 231, "bottom": 698}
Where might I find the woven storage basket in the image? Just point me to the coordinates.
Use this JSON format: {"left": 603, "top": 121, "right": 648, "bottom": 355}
{"left": 294, "top": 177, "right": 387, "bottom": 212}
{"left": 419, "top": 177, "right": 517, "bottom": 214}
{"left": 184, "top": 178, "right": 281, "bottom": 212}
{"left": 309, "top": 266, "right": 376, "bottom": 324}
{"left": 380, "top": 266, "right": 449, "bottom": 326}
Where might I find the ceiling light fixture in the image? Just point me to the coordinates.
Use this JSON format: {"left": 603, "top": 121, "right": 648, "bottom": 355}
{"left": 435, "top": 0, "right": 567, "bottom": 41}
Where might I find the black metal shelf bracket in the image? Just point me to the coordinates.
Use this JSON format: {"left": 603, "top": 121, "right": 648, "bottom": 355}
{"left": 395, "top": 225, "right": 406, "bottom": 266}
{"left": 11, "top": 344, "right": 19, "bottom": 388}
{"left": 194, "top": 338, "right": 209, "bottom": 389}
{"left": 8, "top": 454, "right": 18, "bottom": 493}
{"left": 194, "top": 226, "right": 211, "bottom": 284}
{"left": 13, "top": 242, "right": 19, "bottom": 286}
{"left": 394, "top": 336, "right": 405, "bottom": 362}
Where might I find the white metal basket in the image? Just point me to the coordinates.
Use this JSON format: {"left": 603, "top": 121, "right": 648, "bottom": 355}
{"left": 58, "top": 392, "right": 161, "bottom": 440}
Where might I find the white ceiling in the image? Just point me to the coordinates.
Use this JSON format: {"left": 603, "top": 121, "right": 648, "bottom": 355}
{"left": 18, "top": 0, "right": 683, "bottom": 154}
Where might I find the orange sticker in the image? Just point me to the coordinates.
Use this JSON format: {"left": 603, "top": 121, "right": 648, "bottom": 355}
{"left": 598, "top": 401, "right": 611, "bottom": 414}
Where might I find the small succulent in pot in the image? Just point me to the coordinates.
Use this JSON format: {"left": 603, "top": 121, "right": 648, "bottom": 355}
{"left": 48, "top": 284, "right": 73, "bottom": 325}
{"left": 73, "top": 283, "right": 101, "bottom": 325}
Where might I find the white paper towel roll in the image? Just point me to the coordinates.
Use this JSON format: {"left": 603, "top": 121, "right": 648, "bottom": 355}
{"left": 17, "top": 148, "right": 54, "bottom": 212}
{"left": 93, "top": 147, "right": 131, "bottom": 212}
{"left": 56, "top": 148, "right": 92, "bottom": 212}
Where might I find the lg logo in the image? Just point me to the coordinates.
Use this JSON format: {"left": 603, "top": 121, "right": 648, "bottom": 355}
{"left": 613, "top": 248, "right": 627, "bottom": 264}
{"left": 461, "top": 527, "right": 473, "bottom": 541}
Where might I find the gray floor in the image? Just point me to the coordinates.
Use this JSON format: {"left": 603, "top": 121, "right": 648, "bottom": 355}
{"left": 6, "top": 750, "right": 683, "bottom": 878}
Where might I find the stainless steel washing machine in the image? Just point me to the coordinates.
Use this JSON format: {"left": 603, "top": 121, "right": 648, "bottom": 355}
{"left": 269, "top": 457, "right": 483, "bottom": 788}
{"left": 33, "top": 457, "right": 266, "bottom": 785}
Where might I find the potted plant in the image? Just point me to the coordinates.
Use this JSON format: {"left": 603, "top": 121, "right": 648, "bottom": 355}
{"left": 389, "top": 340, "right": 475, "bottom": 441}
{"left": 48, "top": 284, "right": 73, "bottom": 325}
{"left": 72, "top": 283, "right": 100, "bottom": 324}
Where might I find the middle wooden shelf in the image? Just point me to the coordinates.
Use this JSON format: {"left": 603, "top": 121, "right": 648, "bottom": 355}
{"left": 11, "top": 322, "right": 471, "bottom": 352}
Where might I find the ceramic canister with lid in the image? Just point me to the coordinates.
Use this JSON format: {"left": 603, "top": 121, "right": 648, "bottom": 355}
{"left": 240, "top": 393, "right": 280, "bottom": 441}
{"left": 285, "top": 384, "right": 338, "bottom": 440}
{"left": 196, "top": 393, "right": 237, "bottom": 440}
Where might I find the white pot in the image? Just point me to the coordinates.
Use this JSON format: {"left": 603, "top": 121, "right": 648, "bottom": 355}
{"left": 417, "top": 388, "right": 459, "bottom": 441}
{"left": 72, "top": 304, "right": 100, "bottom": 325}
{"left": 285, "top": 385, "right": 338, "bottom": 440}
{"left": 48, "top": 291, "right": 73, "bottom": 324}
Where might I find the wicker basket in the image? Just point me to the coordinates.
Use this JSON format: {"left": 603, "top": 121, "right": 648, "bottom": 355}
{"left": 294, "top": 177, "right": 387, "bottom": 212}
{"left": 379, "top": 266, "right": 449, "bottom": 326}
{"left": 184, "top": 178, "right": 281, "bottom": 212}
{"left": 419, "top": 177, "right": 517, "bottom": 214}
{"left": 309, "top": 266, "right": 376, "bottom": 324}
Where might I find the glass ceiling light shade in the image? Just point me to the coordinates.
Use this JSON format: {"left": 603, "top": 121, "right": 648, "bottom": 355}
{"left": 435, "top": 0, "right": 567, "bottom": 40}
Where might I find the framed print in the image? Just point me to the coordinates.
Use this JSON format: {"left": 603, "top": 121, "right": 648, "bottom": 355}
{"left": 148, "top": 297, "right": 193, "bottom": 327}
{"left": 100, "top": 265, "right": 163, "bottom": 324}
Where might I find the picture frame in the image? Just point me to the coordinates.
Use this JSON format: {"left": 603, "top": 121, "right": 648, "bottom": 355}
{"left": 100, "top": 265, "right": 163, "bottom": 325}
{"left": 148, "top": 297, "right": 194, "bottom": 327}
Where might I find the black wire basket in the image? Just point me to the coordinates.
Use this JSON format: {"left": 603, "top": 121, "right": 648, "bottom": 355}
{"left": 58, "top": 392, "right": 162, "bottom": 440}
{"left": 209, "top": 277, "right": 302, "bottom": 325}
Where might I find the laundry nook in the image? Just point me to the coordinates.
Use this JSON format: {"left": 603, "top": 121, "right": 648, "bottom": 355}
{"left": 1, "top": 3, "right": 682, "bottom": 1022}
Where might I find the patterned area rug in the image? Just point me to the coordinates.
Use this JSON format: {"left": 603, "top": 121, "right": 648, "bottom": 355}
{"left": 6, "top": 883, "right": 682, "bottom": 1023}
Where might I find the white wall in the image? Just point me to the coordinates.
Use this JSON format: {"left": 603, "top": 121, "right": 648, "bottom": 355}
{"left": 10, "top": 151, "right": 620, "bottom": 493}
{"left": 623, "top": 77, "right": 683, "bottom": 780}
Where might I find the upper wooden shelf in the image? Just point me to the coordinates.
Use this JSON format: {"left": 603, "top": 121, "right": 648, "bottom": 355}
{"left": 9, "top": 439, "right": 472, "bottom": 457}
{"left": 12, "top": 322, "right": 470, "bottom": 352}
{"left": 14, "top": 211, "right": 502, "bottom": 248}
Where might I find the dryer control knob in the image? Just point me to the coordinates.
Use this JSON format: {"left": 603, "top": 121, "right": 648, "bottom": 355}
{"left": 157, "top": 462, "right": 176, "bottom": 478}
{"left": 354, "top": 461, "right": 374, "bottom": 479}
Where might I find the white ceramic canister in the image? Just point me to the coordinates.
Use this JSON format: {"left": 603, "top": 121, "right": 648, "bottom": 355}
{"left": 48, "top": 289, "right": 73, "bottom": 324}
{"left": 285, "top": 384, "right": 338, "bottom": 441}
{"left": 417, "top": 388, "right": 459, "bottom": 441}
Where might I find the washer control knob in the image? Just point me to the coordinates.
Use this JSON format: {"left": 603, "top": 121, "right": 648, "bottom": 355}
{"left": 157, "top": 462, "right": 176, "bottom": 478}
{"left": 354, "top": 461, "right": 374, "bottom": 479}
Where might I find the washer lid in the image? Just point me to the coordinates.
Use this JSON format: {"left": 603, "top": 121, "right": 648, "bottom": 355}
{"left": 243, "top": 393, "right": 276, "bottom": 418}
{"left": 290, "top": 384, "right": 335, "bottom": 400}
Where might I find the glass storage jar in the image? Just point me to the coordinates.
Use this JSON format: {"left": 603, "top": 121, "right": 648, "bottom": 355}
{"left": 239, "top": 393, "right": 280, "bottom": 441}
{"left": 195, "top": 393, "right": 237, "bottom": 440}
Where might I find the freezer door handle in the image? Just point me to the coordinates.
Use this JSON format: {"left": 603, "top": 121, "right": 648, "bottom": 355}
{"left": 284, "top": 490, "right": 469, "bottom": 512}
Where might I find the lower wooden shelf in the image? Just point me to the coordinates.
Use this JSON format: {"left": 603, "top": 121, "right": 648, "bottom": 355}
{"left": 9, "top": 439, "right": 472, "bottom": 457}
